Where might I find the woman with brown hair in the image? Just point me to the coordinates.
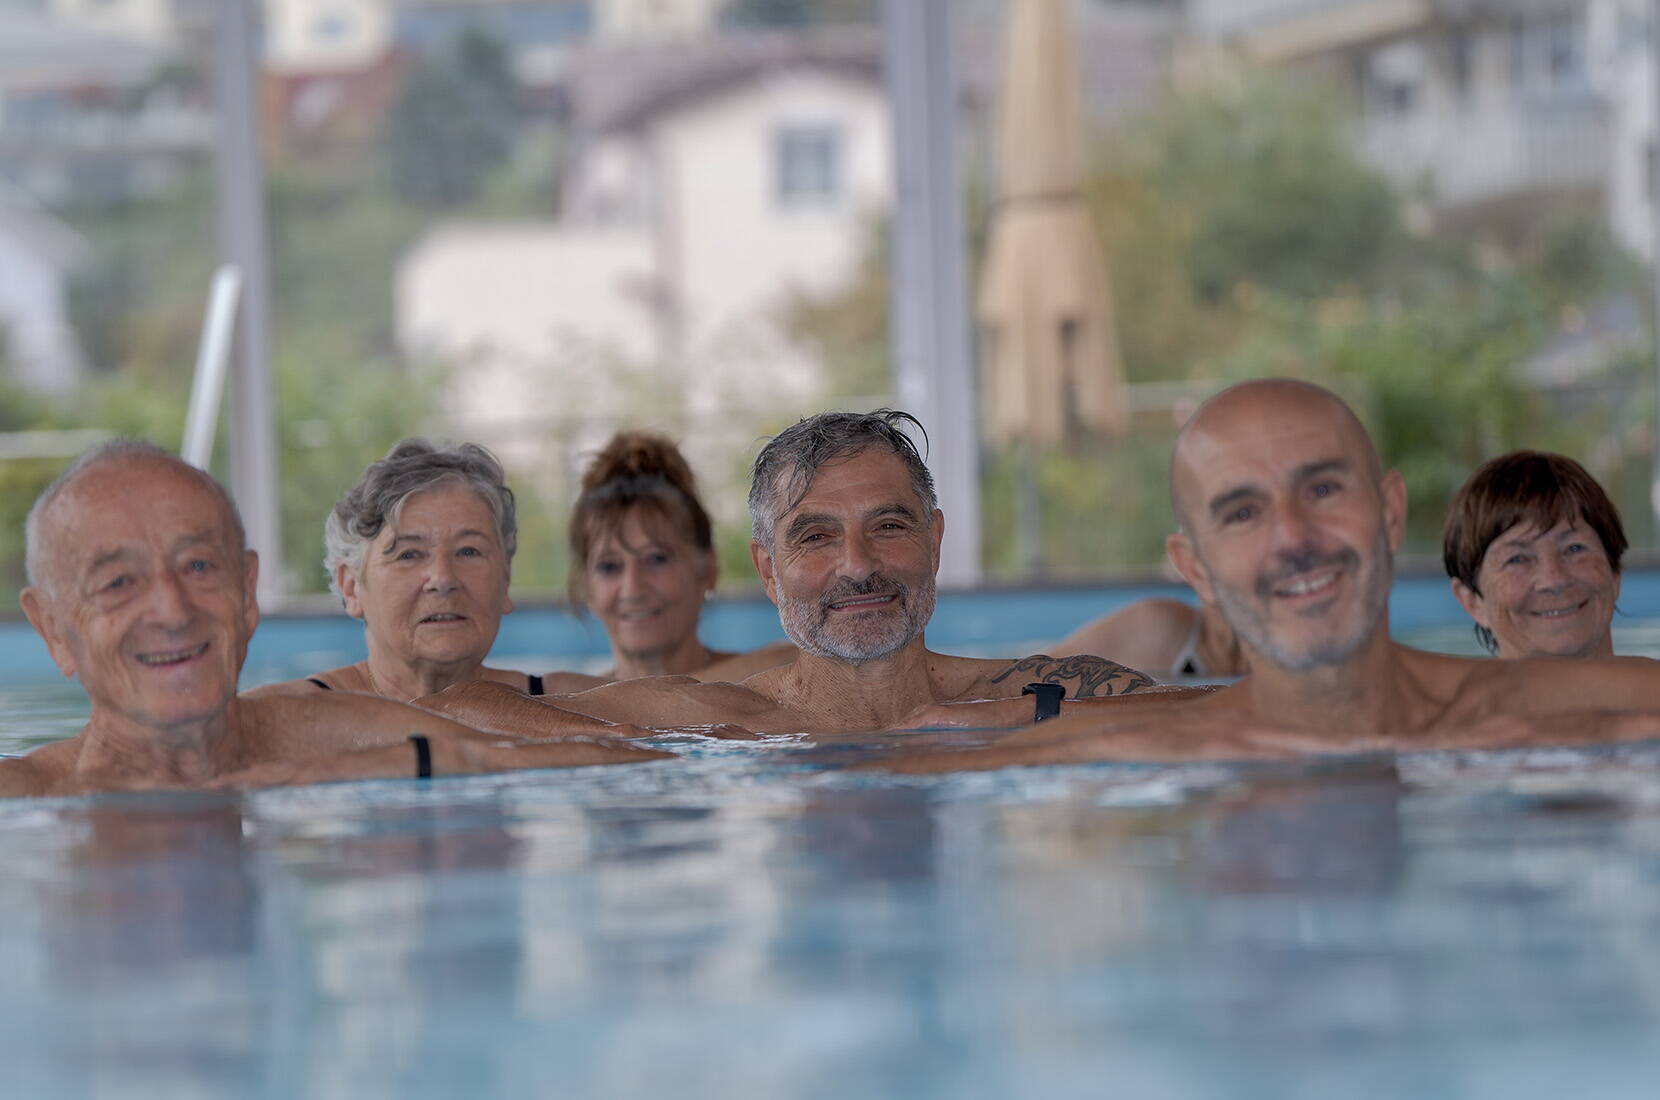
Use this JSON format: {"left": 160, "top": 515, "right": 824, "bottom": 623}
{"left": 540, "top": 431, "right": 795, "bottom": 693}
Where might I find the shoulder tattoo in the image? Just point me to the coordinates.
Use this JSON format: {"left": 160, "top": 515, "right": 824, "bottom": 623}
{"left": 988, "top": 654, "right": 1157, "bottom": 698}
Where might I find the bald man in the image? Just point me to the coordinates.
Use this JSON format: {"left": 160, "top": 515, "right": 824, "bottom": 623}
{"left": 882, "top": 379, "right": 1660, "bottom": 770}
{"left": 1, "top": 440, "right": 663, "bottom": 798}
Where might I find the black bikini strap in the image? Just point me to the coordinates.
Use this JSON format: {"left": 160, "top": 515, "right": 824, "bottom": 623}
{"left": 526, "top": 674, "right": 545, "bottom": 696}
{"left": 306, "top": 677, "right": 333, "bottom": 691}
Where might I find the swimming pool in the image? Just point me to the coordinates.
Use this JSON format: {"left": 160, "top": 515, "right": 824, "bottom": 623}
{"left": 3, "top": 575, "right": 1660, "bottom": 1098}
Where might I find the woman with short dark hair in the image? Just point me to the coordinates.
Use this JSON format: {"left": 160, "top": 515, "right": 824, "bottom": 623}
{"left": 1442, "top": 450, "right": 1626, "bottom": 659}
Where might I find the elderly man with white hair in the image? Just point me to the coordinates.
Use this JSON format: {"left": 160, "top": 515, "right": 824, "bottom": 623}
{"left": 1, "top": 441, "right": 663, "bottom": 798}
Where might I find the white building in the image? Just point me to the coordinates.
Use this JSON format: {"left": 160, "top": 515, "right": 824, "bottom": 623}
{"left": 1184, "top": 0, "right": 1655, "bottom": 258}
{"left": 0, "top": 181, "right": 86, "bottom": 393}
{"left": 398, "top": 33, "right": 890, "bottom": 458}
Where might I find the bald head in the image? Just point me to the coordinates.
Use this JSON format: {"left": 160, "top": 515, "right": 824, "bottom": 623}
{"left": 1171, "top": 379, "right": 1382, "bottom": 531}
{"left": 25, "top": 440, "right": 246, "bottom": 592}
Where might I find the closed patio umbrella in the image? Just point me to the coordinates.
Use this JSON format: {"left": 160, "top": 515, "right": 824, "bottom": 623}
{"left": 978, "top": 0, "right": 1127, "bottom": 448}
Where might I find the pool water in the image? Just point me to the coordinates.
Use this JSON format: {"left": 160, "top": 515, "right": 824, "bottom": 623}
{"left": 5, "top": 743, "right": 1660, "bottom": 1098}
{"left": 3, "top": 575, "right": 1660, "bottom": 1098}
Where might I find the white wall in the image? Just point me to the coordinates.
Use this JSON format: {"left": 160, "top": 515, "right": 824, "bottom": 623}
{"left": 1609, "top": 47, "right": 1654, "bottom": 262}
{"left": 49, "top": 0, "right": 178, "bottom": 47}
{"left": 594, "top": 0, "right": 722, "bottom": 41}
{"left": 0, "top": 231, "right": 83, "bottom": 393}
{"left": 400, "top": 67, "right": 891, "bottom": 446}
{"left": 265, "top": 0, "right": 392, "bottom": 74}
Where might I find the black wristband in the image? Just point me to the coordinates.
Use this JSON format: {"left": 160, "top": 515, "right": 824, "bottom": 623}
{"left": 1022, "top": 682, "right": 1065, "bottom": 723}
{"left": 408, "top": 734, "right": 433, "bottom": 780}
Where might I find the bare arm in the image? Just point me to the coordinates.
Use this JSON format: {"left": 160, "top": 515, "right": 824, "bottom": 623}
{"left": 985, "top": 654, "right": 1159, "bottom": 699}
{"left": 890, "top": 685, "right": 1217, "bottom": 732}
{"left": 0, "top": 757, "right": 47, "bottom": 799}
{"left": 213, "top": 731, "right": 671, "bottom": 791}
{"left": 417, "top": 677, "right": 768, "bottom": 737}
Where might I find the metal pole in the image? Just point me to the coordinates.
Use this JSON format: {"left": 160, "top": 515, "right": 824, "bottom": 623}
{"left": 881, "top": 0, "right": 983, "bottom": 587}
{"left": 212, "top": 0, "right": 284, "bottom": 607}
{"left": 1650, "top": 0, "right": 1660, "bottom": 546}
{"left": 181, "top": 264, "right": 242, "bottom": 469}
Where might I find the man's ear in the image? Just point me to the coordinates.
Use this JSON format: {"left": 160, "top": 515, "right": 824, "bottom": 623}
{"left": 337, "top": 561, "right": 365, "bottom": 619}
{"left": 928, "top": 509, "right": 945, "bottom": 570}
{"left": 20, "top": 587, "right": 74, "bottom": 679}
{"left": 750, "top": 540, "right": 779, "bottom": 606}
{"left": 1166, "top": 532, "right": 1215, "bottom": 606}
{"left": 243, "top": 550, "right": 262, "bottom": 634}
{"left": 1381, "top": 469, "right": 1408, "bottom": 553}
{"left": 700, "top": 548, "right": 719, "bottom": 596}
{"left": 1450, "top": 577, "right": 1488, "bottom": 632}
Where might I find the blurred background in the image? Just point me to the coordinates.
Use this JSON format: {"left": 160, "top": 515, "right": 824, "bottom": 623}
{"left": 0, "top": 0, "right": 1652, "bottom": 608}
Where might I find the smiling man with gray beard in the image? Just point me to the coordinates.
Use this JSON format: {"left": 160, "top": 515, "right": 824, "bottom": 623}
{"left": 417, "top": 410, "right": 1161, "bottom": 736}
{"left": 874, "top": 379, "right": 1660, "bottom": 773}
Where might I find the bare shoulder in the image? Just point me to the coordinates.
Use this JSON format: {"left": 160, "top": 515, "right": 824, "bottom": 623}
{"left": 0, "top": 755, "right": 48, "bottom": 798}
{"left": 696, "top": 641, "right": 798, "bottom": 683}
{"left": 1051, "top": 598, "right": 1198, "bottom": 660}
{"left": 1454, "top": 652, "right": 1660, "bottom": 715}
{"left": 242, "top": 665, "right": 354, "bottom": 699}
{"left": 970, "top": 652, "right": 1159, "bottom": 699}
{"left": 0, "top": 737, "right": 82, "bottom": 798}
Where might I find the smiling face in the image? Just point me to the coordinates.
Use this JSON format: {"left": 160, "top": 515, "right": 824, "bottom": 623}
{"left": 21, "top": 458, "right": 259, "bottom": 737}
{"left": 340, "top": 482, "right": 512, "bottom": 678}
{"left": 750, "top": 446, "right": 943, "bottom": 664}
{"left": 584, "top": 507, "right": 716, "bottom": 667}
{"left": 1167, "top": 382, "right": 1403, "bottom": 675}
{"left": 1454, "top": 517, "right": 1618, "bottom": 659}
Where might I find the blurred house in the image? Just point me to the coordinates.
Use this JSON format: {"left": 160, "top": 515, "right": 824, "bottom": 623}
{"left": 0, "top": 7, "right": 208, "bottom": 206}
{"left": 397, "top": 31, "right": 891, "bottom": 452}
{"left": 0, "top": 179, "right": 87, "bottom": 393}
{"left": 1182, "top": 0, "right": 1655, "bottom": 259}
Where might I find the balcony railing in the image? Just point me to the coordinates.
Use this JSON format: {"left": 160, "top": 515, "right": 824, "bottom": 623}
{"left": 1356, "top": 97, "right": 1611, "bottom": 206}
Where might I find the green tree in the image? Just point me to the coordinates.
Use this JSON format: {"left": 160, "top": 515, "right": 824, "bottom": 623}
{"left": 384, "top": 30, "right": 521, "bottom": 207}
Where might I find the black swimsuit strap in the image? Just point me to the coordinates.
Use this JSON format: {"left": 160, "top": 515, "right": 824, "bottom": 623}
{"left": 526, "top": 674, "right": 544, "bottom": 696}
{"left": 306, "top": 677, "right": 333, "bottom": 691}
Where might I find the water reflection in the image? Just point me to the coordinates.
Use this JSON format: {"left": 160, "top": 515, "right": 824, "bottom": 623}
{"left": 29, "top": 796, "right": 259, "bottom": 1094}
{"left": 4, "top": 749, "right": 1660, "bottom": 1097}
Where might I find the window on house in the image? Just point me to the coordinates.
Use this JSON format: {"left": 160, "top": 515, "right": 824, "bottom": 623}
{"left": 775, "top": 124, "right": 842, "bottom": 207}
{"left": 1510, "top": 14, "right": 1587, "bottom": 100}
{"left": 314, "top": 11, "right": 353, "bottom": 41}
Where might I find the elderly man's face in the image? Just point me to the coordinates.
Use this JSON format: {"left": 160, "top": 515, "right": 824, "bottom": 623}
{"left": 1168, "top": 388, "right": 1403, "bottom": 674}
{"left": 339, "top": 483, "right": 512, "bottom": 676}
{"left": 22, "top": 460, "right": 258, "bottom": 734}
{"left": 1455, "top": 517, "right": 1619, "bottom": 659}
{"left": 751, "top": 447, "right": 942, "bottom": 664}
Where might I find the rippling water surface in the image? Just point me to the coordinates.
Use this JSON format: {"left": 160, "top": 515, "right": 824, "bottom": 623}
{"left": 5, "top": 673, "right": 1660, "bottom": 1098}
{"left": 5, "top": 594, "right": 1660, "bottom": 1099}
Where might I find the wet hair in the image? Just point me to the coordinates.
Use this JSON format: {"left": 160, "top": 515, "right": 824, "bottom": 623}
{"left": 567, "top": 431, "right": 713, "bottom": 608}
{"left": 748, "top": 409, "right": 937, "bottom": 549}
{"left": 25, "top": 439, "right": 246, "bottom": 591}
{"left": 324, "top": 439, "right": 517, "bottom": 601}
{"left": 1442, "top": 450, "right": 1627, "bottom": 653}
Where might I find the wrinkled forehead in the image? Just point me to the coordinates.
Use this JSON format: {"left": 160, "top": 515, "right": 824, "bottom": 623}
{"left": 381, "top": 481, "right": 500, "bottom": 540}
{"left": 1173, "top": 391, "right": 1378, "bottom": 523}
{"left": 780, "top": 447, "right": 922, "bottom": 516}
{"left": 48, "top": 461, "right": 238, "bottom": 571}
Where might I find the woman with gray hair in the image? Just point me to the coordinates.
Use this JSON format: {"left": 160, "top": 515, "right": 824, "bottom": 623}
{"left": 250, "top": 439, "right": 550, "bottom": 701}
